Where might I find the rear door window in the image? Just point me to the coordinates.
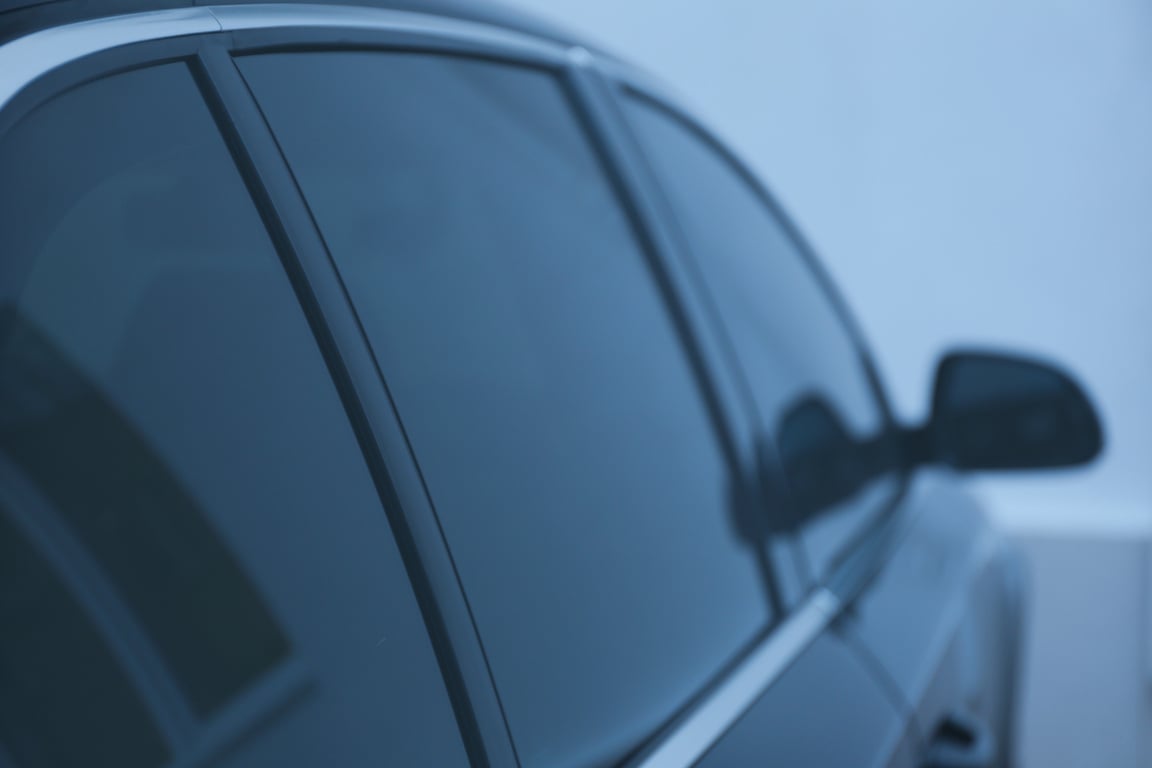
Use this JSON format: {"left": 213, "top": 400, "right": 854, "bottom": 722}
{"left": 239, "top": 51, "right": 776, "bottom": 768}
{"left": 0, "top": 61, "right": 467, "bottom": 767}
{"left": 622, "top": 95, "right": 901, "bottom": 580}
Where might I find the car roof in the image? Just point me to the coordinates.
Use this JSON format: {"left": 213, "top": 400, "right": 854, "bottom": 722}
{"left": 0, "top": 0, "right": 596, "bottom": 49}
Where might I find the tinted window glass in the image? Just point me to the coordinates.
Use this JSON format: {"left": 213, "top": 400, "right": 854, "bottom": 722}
{"left": 0, "top": 509, "right": 169, "bottom": 768}
{"left": 0, "top": 63, "right": 467, "bottom": 766}
{"left": 624, "top": 96, "right": 899, "bottom": 579}
{"left": 240, "top": 52, "right": 773, "bottom": 768}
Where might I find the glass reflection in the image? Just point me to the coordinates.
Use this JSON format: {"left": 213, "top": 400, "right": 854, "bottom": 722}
{"left": 774, "top": 393, "right": 900, "bottom": 532}
{"left": 0, "top": 307, "right": 290, "bottom": 764}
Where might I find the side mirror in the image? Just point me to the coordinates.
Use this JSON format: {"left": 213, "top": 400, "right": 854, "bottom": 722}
{"left": 922, "top": 350, "right": 1103, "bottom": 471}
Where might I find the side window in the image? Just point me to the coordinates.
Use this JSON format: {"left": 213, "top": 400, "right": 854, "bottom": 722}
{"left": 0, "top": 63, "right": 468, "bottom": 767}
{"left": 622, "top": 95, "right": 900, "bottom": 581}
{"left": 239, "top": 52, "right": 774, "bottom": 767}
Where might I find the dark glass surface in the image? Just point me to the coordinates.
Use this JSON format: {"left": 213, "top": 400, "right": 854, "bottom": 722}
{"left": 623, "top": 96, "right": 900, "bottom": 580}
{"left": 0, "top": 62, "right": 467, "bottom": 765}
{"left": 0, "top": 510, "right": 170, "bottom": 768}
{"left": 929, "top": 351, "right": 1103, "bottom": 470}
{"left": 240, "top": 52, "right": 773, "bottom": 768}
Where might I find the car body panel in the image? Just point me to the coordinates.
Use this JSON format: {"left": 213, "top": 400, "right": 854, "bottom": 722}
{"left": 697, "top": 631, "right": 915, "bottom": 768}
{"left": 840, "top": 470, "right": 1025, "bottom": 767}
{"left": 0, "top": 5, "right": 1026, "bottom": 768}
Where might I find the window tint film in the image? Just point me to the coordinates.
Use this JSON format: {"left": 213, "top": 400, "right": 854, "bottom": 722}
{"left": 0, "top": 62, "right": 467, "bottom": 766}
{"left": 0, "top": 510, "right": 169, "bottom": 768}
{"left": 240, "top": 52, "right": 773, "bottom": 768}
{"left": 623, "top": 96, "right": 900, "bottom": 580}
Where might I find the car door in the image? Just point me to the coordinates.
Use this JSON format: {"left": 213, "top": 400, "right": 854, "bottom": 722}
{"left": 225, "top": 18, "right": 924, "bottom": 768}
{"left": 613, "top": 78, "right": 1024, "bottom": 768}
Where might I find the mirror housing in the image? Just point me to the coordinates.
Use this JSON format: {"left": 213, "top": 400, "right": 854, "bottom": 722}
{"left": 919, "top": 350, "right": 1103, "bottom": 471}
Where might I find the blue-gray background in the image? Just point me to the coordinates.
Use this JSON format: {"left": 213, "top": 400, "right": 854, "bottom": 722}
{"left": 526, "top": 1, "right": 1152, "bottom": 765}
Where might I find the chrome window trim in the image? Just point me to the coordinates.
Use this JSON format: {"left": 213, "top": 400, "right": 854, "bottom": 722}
{"left": 0, "top": 7, "right": 219, "bottom": 111}
{"left": 0, "top": 3, "right": 570, "bottom": 113}
{"left": 210, "top": 3, "right": 567, "bottom": 59}
{"left": 0, "top": 6, "right": 844, "bottom": 767}
{"left": 633, "top": 588, "right": 839, "bottom": 768}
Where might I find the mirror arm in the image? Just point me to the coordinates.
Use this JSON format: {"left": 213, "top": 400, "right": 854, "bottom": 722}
{"left": 900, "top": 423, "right": 936, "bottom": 468}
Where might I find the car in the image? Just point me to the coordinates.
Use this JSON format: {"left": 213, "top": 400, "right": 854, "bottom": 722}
{"left": 0, "top": 2, "right": 1103, "bottom": 767}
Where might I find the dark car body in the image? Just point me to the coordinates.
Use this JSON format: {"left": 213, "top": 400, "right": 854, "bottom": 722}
{"left": 0, "top": 2, "right": 1087, "bottom": 767}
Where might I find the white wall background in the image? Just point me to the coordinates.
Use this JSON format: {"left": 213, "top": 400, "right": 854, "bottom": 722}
{"left": 518, "top": 1, "right": 1152, "bottom": 765}
{"left": 524, "top": 0, "right": 1152, "bottom": 537}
